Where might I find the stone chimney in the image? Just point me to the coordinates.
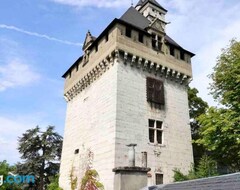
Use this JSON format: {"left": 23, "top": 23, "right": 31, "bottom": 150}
{"left": 112, "top": 144, "right": 151, "bottom": 190}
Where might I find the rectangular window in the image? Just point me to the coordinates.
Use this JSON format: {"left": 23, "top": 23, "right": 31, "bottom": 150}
{"left": 125, "top": 27, "right": 132, "bottom": 38}
{"left": 152, "top": 34, "right": 157, "bottom": 49}
{"left": 170, "top": 46, "right": 174, "bottom": 56}
{"left": 157, "top": 35, "right": 162, "bottom": 51}
{"left": 95, "top": 44, "right": 98, "bottom": 52}
{"left": 180, "top": 51, "right": 185, "bottom": 60}
{"left": 156, "top": 174, "right": 163, "bottom": 185}
{"left": 76, "top": 63, "right": 79, "bottom": 71}
{"left": 138, "top": 33, "right": 144, "bottom": 43}
{"left": 148, "top": 119, "right": 163, "bottom": 144}
{"left": 105, "top": 33, "right": 109, "bottom": 42}
{"left": 146, "top": 77, "right": 165, "bottom": 105}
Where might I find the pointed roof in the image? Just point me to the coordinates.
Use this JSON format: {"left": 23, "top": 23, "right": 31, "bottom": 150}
{"left": 82, "top": 31, "right": 96, "bottom": 51}
{"left": 136, "top": 0, "right": 167, "bottom": 12}
{"left": 120, "top": 7, "right": 151, "bottom": 30}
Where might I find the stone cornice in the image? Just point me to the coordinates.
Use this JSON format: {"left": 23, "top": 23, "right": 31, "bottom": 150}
{"left": 64, "top": 49, "right": 192, "bottom": 102}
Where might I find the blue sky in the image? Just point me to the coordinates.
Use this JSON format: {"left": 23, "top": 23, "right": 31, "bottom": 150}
{"left": 0, "top": 0, "right": 240, "bottom": 164}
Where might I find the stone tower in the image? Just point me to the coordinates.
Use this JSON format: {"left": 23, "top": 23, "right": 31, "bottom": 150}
{"left": 59, "top": 1, "right": 194, "bottom": 189}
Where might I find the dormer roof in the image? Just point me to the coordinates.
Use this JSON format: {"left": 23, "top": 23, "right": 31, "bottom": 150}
{"left": 82, "top": 30, "right": 96, "bottom": 51}
{"left": 136, "top": 0, "right": 167, "bottom": 12}
{"left": 120, "top": 7, "right": 151, "bottom": 29}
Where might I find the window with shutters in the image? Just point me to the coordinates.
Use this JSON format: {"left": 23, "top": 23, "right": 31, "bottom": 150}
{"left": 148, "top": 119, "right": 163, "bottom": 144}
{"left": 146, "top": 77, "right": 165, "bottom": 105}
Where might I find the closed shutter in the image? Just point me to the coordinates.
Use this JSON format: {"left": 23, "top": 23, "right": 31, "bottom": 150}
{"left": 155, "top": 80, "right": 164, "bottom": 105}
{"left": 147, "top": 77, "right": 165, "bottom": 105}
{"left": 147, "top": 77, "right": 155, "bottom": 102}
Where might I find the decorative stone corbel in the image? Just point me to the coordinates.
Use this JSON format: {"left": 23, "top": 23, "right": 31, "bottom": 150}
{"left": 143, "top": 60, "right": 148, "bottom": 71}
{"left": 114, "top": 49, "right": 119, "bottom": 64}
{"left": 131, "top": 56, "right": 136, "bottom": 67}
{"left": 176, "top": 72, "right": 181, "bottom": 82}
{"left": 181, "top": 75, "right": 187, "bottom": 84}
{"left": 171, "top": 70, "right": 176, "bottom": 80}
{"left": 166, "top": 68, "right": 171, "bottom": 78}
{"left": 138, "top": 57, "right": 142, "bottom": 68}
{"left": 149, "top": 62, "right": 154, "bottom": 72}
{"left": 155, "top": 64, "right": 160, "bottom": 75}
{"left": 124, "top": 52, "right": 128, "bottom": 64}
{"left": 160, "top": 66, "right": 165, "bottom": 77}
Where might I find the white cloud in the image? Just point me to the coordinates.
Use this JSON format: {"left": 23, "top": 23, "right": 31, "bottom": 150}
{"left": 50, "top": 0, "right": 130, "bottom": 8}
{"left": 0, "top": 24, "right": 83, "bottom": 47}
{"left": 0, "top": 59, "right": 40, "bottom": 91}
{"left": 161, "top": 0, "right": 240, "bottom": 105}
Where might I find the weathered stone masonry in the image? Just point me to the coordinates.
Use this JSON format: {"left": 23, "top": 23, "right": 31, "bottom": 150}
{"left": 60, "top": 1, "right": 195, "bottom": 189}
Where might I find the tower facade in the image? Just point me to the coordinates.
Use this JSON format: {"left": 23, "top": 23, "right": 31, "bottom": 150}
{"left": 60, "top": 1, "right": 194, "bottom": 189}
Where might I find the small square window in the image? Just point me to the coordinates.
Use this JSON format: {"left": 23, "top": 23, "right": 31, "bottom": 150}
{"left": 156, "top": 174, "right": 163, "bottom": 185}
{"left": 74, "top": 149, "right": 79, "bottom": 154}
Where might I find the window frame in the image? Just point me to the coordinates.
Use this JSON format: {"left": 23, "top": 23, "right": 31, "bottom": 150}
{"left": 125, "top": 27, "right": 132, "bottom": 38}
{"left": 155, "top": 173, "right": 163, "bottom": 185}
{"left": 148, "top": 119, "right": 163, "bottom": 145}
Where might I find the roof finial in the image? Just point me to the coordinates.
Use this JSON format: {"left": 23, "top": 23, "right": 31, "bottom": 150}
{"left": 131, "top": 0, "right": 133, "bottom": 6}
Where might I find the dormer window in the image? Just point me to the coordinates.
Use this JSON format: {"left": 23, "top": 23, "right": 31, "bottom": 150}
{"left": 152, "top": 34, "right": 162, "bottom": 51}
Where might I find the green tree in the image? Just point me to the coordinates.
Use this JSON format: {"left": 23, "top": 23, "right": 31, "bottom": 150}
{"left": 0, "top": 160, "right": 21, "bottom": 190}
{"left": 47, "top": 174, "right": 63, "bottom": 190}
{"left": 188, "top": 87, "right": 208, "bottom": 164}
{"left": 17, "top": 126, "right": 63, "bottom": 190}
{"left": 196, "top": 40, "right": 240, "bottom": 172}
{"left": 173, "top": 155, "right": 218, "bottom": 182}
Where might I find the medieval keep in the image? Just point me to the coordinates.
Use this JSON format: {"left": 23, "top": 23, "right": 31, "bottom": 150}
{"left": 59, "top": 0, "right": 194, "bottom": 189}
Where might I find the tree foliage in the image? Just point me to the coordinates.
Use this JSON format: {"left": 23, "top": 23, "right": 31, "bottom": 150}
{"left": 173, "top": 155, "right": 218, "bottom": 182}
{"left": 0, "top": 160, "right": 21, "bottom": 190}
{"left": 196, "top": 40, "right": 240, "bottom": 172}
{"left": 17, "top": 126, "right": 63, "bottom": 190}
{"left": 188, "top": 87, "right": 208, "bottom": 164}
{"left": 47, "top": 174, "right": 63, "bottom": 190}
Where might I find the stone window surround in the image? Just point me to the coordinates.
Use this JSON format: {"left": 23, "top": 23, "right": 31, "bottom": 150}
{"left": 148, "top": 119, "right": 163, "bottom": 145}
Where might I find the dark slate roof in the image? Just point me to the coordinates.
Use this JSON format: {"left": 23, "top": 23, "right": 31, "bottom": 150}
{"left": 62, "top": 56, "right": 83, "bottom": 78}
{"left": 63, "top": 6, "right": 194, "bottom": 78}
{"left": 165, "top": 35, "right": 195, "bottom": 56}
{"left": 120, "top": 7, "right": 151, "bottom": 29}
{"left": 136, "top": 0, "right": 167, "bottom": 12}
{"left": 141, "top": 173, "right": 240, "bottom": 190}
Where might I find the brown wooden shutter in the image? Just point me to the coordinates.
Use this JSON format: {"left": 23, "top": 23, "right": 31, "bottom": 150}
{"left": 154, "top": 80, "right": 164, "bottom": 105}
{"left": 147, "top": 77, "right": 155, "bottom": 102}
{"left": 147, "top": 77, "right": 164, "bottom": 105}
